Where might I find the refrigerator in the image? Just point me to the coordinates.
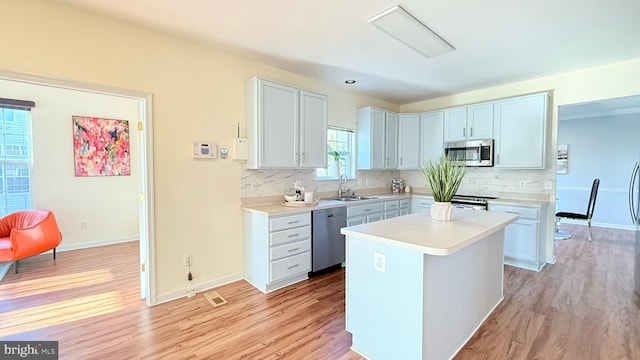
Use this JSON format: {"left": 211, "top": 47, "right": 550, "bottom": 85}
{"left": 630, "top": 161, "right": 640, "bottom": 295}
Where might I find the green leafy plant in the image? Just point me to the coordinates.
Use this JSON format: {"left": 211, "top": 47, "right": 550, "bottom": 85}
{"left": 422, "top": 154, "right": 468, "bottom": 202}
{"left": 328, "top": 148, "right": 348, "bottom": 162}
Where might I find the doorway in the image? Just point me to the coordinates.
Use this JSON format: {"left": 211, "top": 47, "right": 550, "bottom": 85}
{"left": 0, "top": 71, "right": 155, "bottom": 305}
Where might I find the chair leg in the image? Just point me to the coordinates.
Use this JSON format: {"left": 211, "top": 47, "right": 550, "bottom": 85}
{"left": 53, "top": 247, "right": 57, "bottom": 260}
{"left": 14, "top": 260, "right": 18, "bottom": 274}
{"left": 587, "top": 219, "right": 593, "bottom": 242}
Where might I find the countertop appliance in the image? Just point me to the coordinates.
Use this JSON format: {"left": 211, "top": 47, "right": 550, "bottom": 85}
{"left": 311, "top": 207, "right": 347, "bottom": 275}
{"left": 444, "top": 139, "right": 494, "bottom": 167}
{"left": 450, "top": 195, "right": 497, "bottom": 211}
{"left": 629, "top": 161, "right": 640, "bottom": 295}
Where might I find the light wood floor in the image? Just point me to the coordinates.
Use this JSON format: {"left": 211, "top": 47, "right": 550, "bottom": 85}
{"left": 1, "top": 225, "right": 638, "bottom": 359}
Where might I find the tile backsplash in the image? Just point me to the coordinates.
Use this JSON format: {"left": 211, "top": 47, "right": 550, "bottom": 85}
{"left": 241, "top": 166, "right": 556, "bottom": 200}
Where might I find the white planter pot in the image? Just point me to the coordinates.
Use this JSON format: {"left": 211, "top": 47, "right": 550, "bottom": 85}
{"left": 431, "top": 201, "right": 454, "bottom": 221}
{"left": 330, "top": 161, "right": 340, "bottom": 179}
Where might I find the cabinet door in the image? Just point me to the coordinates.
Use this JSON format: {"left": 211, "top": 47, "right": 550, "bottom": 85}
{"left": 398, "top": 113, "right": 421, "bottom": 169}
{"left": 367, "top": 213, "right": 383, "bottom": 223}
{"left": 299, "top": 90, "right": 328, "bottom": 168}
{"left": 494, "top": 93, "right": 547, "bottom": 169}
{"left": 371, "top": 109, "right": 387, "bottom": 169}
{"left": 258, "top": 80, "right": 299, "bottom": 168}
{"left": 467, "top": 102, "right": 494, "bottom": 140}
{"left": 420, "top": 111, "right": 444, "bottom": 164}
{"left": 443, "top": 107, "right": 468, "bottom": 142}
{"left": 385, "top": 112, "right": 398, "bottom": 169}
{"left": 503, "top": 219, "right": 538, "bottom": 262}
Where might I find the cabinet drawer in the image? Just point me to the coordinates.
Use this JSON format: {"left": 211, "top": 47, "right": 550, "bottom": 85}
{"left": 347, "top": 202, "right": 384, "bottom": 217}
{"left": 347, "top": 216, "right": 366, "bottom": 226}
{"left": 270, "top": 213, "right": 310, "bottom": 232}
{"left": 270, "top": 239, "right": 311, "bottom": 260}
{"left": 384, "top": 200, "right": 400, "bottom": 210}
{"left": 270, "top": 225, "right": 311, "bottom": 246}
{"left": 399, "top": 199, "right": 411, "bottom": 209}
{"left": 384, "top": 210, "right": 399, "bottom": 219}
{"left": 490, "top": 205, "right": 539, "bottom": 220}
{"left": 270, "top": 251, "right": 311, "bottom": 283}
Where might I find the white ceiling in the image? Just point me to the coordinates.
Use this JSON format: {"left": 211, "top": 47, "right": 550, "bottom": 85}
{"left": 54, "top": 0, "right": 640, "bottom": 104}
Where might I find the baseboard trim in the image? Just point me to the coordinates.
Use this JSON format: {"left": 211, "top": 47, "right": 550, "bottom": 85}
{"left": 558, "top": 220, "right": 637, "bottom": 231}
{"left": 56, "top": 236, "right": 138, "bottom": 253}
{"left": 155, "top": 272, "right": 244, "bottom": 305}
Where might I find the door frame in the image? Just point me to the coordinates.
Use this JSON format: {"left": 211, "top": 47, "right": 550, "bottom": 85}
{"left": 0, "top": 70, "right": 157, "bottom": 306}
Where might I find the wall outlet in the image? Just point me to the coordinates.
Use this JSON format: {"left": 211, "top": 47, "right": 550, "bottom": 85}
{"left": 374, "top": 252, "right": 385, "bottom": 272}
{"left": 183, "top": 253, "right": 191, "bottom": 266}
{"left": 519, "top": 181, "right": 527, "bottom": 190}
{"left": 365, "top": 178, "right": 370, "bottom": 185}
{"left": 357, "top": 178, "right": 364, "bottom": 186}
{"left": 544, "top": 181, "right": 553, "bottom": 190}
{"left": 80, "top": 221, "right": 87, "bottom": 230}
{"left": 186, "top": 288, "right": 196, "bottom": 298}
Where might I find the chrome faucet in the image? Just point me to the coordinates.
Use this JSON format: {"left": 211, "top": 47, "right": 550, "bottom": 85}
{"left": 338, "top": 174, "right": 349, "bottom": 197}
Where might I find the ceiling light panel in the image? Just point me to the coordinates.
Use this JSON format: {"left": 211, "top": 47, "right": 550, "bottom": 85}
{"left": 368, "top": 5, "right": 454, "bottom": 58}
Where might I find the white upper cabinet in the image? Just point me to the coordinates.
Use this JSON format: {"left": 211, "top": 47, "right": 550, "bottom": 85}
{"left": 467, "top": 102, "right": 494, "bottom": 140}
{"left": 385, "top": 112, "right": 399, "bottom": 169}
{"left": 398, "top": 113, "right": 421, "bottom": 169}
{"left": 420, "top": 111, "right": 444, "bottom": 164}
{"left": 494, "top": 93, "right": 548, "bottom": 169}
{"left": 443, "top": 103, "right": 493, "bottom": 142}
{"left": 299, "top": 90, "right": 328, "bottom": 168}
{"left": 443, "top": 107, "right": 468, "bottom": 142}
{"left": 357, "top": 107, "right": 397, "bottom": 170}
{"left": 245, "top": 77, "right": 327, "bottom": 169}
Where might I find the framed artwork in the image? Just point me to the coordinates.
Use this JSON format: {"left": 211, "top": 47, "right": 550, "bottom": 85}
{"left": 73, "top": 116, "right": 130, "bottom": 176}
{"left": 557, "top": 144, "right": 568, "bottom": 174}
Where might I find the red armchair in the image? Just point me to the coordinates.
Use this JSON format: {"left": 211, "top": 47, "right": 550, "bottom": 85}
{"left": 0, "top": 210, "right": 63, "bottom": 273}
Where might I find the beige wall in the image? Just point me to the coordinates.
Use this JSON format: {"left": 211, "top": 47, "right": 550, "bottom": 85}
{"left": 0, "top": 79, "right": 140, "bottom": 249}
{"left": 0, "top": 0, "right": 396, "bottom": 299}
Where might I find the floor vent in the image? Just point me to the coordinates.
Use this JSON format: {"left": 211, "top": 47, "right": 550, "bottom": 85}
{"left": 204, "top": 291, "right": 227, "bottom": 307}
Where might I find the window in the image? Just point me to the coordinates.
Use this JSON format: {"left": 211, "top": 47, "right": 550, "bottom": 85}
{"left": 0, "top": 106, "right": 32, "bottom": 216}
{"left": 317, "top": 127, "right": 355, "bottom": 179}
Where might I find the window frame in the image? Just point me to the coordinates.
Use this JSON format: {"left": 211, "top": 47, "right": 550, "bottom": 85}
{"left": 316, "top": 126, "right": 356, "bottom": 180}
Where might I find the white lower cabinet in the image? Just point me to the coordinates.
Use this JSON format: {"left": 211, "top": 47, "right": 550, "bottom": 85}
{"left": 488, "top": 202, "right": 547, "bottom": 271}
{"left": 347, "top": 201, "right": 385, "bottom": 225}
{"left": 243, "top": 211, "right": 311, "bottom": 292}
{"left": 411, "top": 196, "right": 434, "bottom": 213}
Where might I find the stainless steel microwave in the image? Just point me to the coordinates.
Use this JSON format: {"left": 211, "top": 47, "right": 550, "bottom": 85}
{"left": 444, "top": 139, "right": 494, "bottom": 167}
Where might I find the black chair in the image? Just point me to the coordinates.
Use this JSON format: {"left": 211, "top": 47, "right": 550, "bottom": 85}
{"left": 555, "top": 178, "right": 600, "bottom": 241}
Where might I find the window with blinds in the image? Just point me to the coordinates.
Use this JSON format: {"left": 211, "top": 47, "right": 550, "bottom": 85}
{"left": 0, "top": 98, "right": 34, "bottom": 216}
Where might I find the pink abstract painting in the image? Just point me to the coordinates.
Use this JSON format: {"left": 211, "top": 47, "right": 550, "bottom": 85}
{"left": 73, "top": 116, "right": 130, "bottom": 176}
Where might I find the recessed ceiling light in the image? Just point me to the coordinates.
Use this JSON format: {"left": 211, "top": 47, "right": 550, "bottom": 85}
{"left": 345, "top": 80, "right": 356, "bottom": 84}
{"left": 369, "top": 5, "right": 454, "bottom": 58}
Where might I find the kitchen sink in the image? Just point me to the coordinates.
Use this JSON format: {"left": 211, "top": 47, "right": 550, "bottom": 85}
{"left": 330, "top": 196, "right": 379, "bottom": 201}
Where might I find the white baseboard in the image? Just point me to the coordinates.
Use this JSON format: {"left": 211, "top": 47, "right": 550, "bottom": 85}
{"left": 559, "top": 219, "right": 637, "bottom": 231}
{"left": 56, "top": 236, "right": 138, "bottom": 252}
{"left": 155, "top": 272, "right": 244, "bottom": 305}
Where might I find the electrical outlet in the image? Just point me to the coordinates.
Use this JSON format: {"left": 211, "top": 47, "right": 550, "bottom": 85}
{"left": 251, "top": 182, "right": 257, "bottom": 191}
{"left": 365, "top": 178, "right": 370, "bottom": 185}
{"left": 374, "top": 252, "right": 385, "bottom": 272}
{"left": 186, "top": 288, "right": 196, "bottom": 298}
{"left": 80, "top": 221, "right": 87, "bottom": 230}
{"left": 544, "top": 181, "right": 553, "bottom": 190}
{"left": 183, "top": 253, "right": 191, "bottom": 266}
{"left": 519, "top": 181, "right": 527, "bottom": 190}
{"left": 357, "top": 178, "right": 364, "bottom": 186}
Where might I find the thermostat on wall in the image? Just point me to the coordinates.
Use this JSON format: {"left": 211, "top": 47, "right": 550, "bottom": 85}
{"left": 193, "top": 141, "right": 217, "bottom": 159}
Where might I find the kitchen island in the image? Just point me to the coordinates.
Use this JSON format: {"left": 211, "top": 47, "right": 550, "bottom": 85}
{"left": 341, "top": 209, "right": 518, "bottom": 360}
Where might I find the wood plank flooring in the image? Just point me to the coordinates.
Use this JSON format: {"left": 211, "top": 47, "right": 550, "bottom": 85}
{"left": 0, "top": 225, "right": 638, "bottom": 359}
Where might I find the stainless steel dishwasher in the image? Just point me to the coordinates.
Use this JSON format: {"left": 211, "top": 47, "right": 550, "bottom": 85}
{"left": 311, "top": 207, "right": 347, "bottom": 275}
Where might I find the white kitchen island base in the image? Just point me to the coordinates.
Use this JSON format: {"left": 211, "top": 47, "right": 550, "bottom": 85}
{"left": 343, "top": 210, "right": 517, "bottom": 360}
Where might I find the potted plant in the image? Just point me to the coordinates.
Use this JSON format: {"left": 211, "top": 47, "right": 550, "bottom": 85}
{"left": 422, "top": 154, "right": 468, "bottom": 221}
{"left": 328, "top": 148, "right": 348, "bottom": 179}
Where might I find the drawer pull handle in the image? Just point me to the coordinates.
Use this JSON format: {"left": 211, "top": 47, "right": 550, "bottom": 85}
{"left": 288, "top": 233, "right": 300, "bottom": 238}
{"left": 364, "top": 209, "right": 372, "bottom": 212}
{"left": 287, "top": 248, "right": 300, "bottom": 252}
{"left": 505, "top": 211, "right": 520, "bottom": 215}
{"left": 288, "top": 220, "right": 300, "bottom": 224}
{"left": 287, "top": 264, "right": 299, "bottom": 270}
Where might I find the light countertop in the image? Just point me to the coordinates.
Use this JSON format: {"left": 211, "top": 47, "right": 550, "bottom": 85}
{"left": 341, "top": 209, "right": 518, "bottom": 256}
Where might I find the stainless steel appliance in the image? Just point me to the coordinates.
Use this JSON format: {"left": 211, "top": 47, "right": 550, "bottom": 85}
{"left": 311, "top": 207, "right": 347, "bottom": 275}
{"left": 444, "top": 139, "right": 494, "bottom": 167}
{"left": 450, "top": 195, "right": 496, "bottom": 210}
{"left": 629, "top": 161, "right": 640, "bottom": 295}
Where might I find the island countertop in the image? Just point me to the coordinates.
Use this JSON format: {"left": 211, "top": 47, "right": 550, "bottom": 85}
{"left": 341, "top": 209, "right": 518, "bottom": 256}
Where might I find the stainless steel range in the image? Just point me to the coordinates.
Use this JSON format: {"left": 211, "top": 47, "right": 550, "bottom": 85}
{"left": 450, "top": 195, "right": 497, "bottom": 211}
